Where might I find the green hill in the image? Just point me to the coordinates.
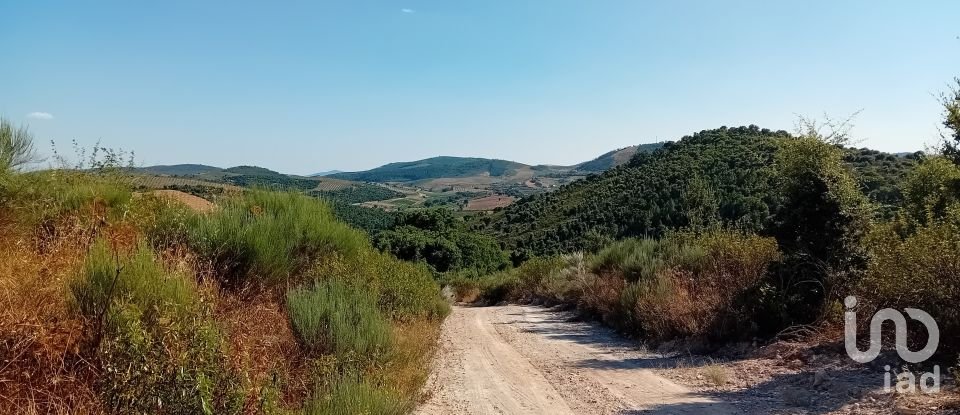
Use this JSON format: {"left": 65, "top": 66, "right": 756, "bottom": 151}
{"left": 223, "top": 165, "right": 283, "bottom": 176}
{"left": 330, "top": 156, "right": 528, "bottom": 182}
{"left": 138, "top": 164, "right": 223, "bottom": 176}
{"left": 482, "top": 126, "right": 917, "bottom": 257}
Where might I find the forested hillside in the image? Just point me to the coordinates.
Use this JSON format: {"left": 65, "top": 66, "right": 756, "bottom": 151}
{"left": 331, "top": 156, "right": 527, "bottom": 182}
{"left": 481, "top": 126, "right": 918, "bottom": 258}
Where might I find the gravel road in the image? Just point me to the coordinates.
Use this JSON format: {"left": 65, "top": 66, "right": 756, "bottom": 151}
{"left": 415, "top": 305, "right": 737, "bottom": 414}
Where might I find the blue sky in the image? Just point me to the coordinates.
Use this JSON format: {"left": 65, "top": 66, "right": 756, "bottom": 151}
{"left": 2, "top": 1, "right": 958, "bottom": 174}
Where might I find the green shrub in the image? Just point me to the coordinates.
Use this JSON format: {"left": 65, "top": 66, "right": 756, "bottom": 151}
{"left": 162, "top": 191, "right": 367, "bottom": 285}
{"left": 309, "top": 250, "right": 449, "bottom": 321}
{"left": 287, "top": 279, "right": 392, "bottom": 360}
{"left": 589, "top": 238, "right": 705, "bottom": 282}
{"left": 861, "top": 214, "right": 960, "bottom": 353}
{"left": 303, "top": 378, "right": 405, "bottom": 415}
{"left": 72, "top": 240, "right": 241, "bottom": 414}
{"left": 4, "top": 171, "right": 133, "bottom": 227}
{"left": 72, "top": 240, "right": 194, "bottom": 317}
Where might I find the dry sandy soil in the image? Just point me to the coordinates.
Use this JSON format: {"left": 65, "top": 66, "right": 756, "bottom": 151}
{"left": 149, "top": 189, "right": 215, "bottom": 212}
{"left": 416, "top": 305, "right": 959, "bottom": 415}
{"left": 417, "top": 305, "right": 735, "bottom": 414}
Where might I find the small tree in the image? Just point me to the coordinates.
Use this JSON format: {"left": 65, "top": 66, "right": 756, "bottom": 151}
{"left": 902, "top": 156, "right": 960, "bottom": 226}
{"left": 760, "top": 116, "right": 871, "bottom": 332}
{"left": 940, "top": 78, "right": 960, "bottom": 164}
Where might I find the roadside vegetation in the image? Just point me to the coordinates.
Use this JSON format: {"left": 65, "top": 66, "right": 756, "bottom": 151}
{"left": 454, "top": 78, "right": 960, "bottom": 369}
{"left": 0, "top": 122, "right": 448, "bottom": 414}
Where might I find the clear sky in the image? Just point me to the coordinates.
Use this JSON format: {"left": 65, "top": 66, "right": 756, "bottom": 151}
{"left": 2, "top": 1, "right": 959, "bottom": 174}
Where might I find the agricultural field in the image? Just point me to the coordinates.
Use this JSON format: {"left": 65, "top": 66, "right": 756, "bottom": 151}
{"left": 464, "top": 194, "right": 516, "bottom": 211}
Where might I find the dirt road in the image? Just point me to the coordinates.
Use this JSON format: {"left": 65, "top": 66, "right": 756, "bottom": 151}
{"left": 416, "top": 305, "right": 737, "bottom": 415}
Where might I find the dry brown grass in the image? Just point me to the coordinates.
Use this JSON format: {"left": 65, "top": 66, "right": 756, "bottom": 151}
{"left": 214, "top": 283, "right": 313, "bottom": 413}
{"left": 701, "top": 362, "right": 729, "bottom": 387}
{"left": 0, "top": 222, "right": 103, "bottom": 414}
{"left": 383, "top": 319, "right": 443, "bottom": 404}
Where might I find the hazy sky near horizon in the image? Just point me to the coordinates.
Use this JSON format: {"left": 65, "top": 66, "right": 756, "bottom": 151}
{"left": 2, "top": 1, "right": 959, "bottom": 174}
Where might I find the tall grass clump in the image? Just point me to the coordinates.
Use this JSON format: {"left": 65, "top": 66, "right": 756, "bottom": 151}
{"left": 308, "top": 249, "right": 450, "bottom": 321}
{"left": 287, "top": 279, "right": 392, "bottom": 359}
{"left": 166, "top": 191, "right": 368, "bottom": 285}
{"left": 589, "top": 237, "right": 706, "bottom": 282}
{"left": 303, "top": 377, "right": 406, "bottom": 415}
{"left": 4, "top": 170, "right": 133, "bottom": 230}
{"left": 72, "top": 240, "right": 241, "bottom": 414}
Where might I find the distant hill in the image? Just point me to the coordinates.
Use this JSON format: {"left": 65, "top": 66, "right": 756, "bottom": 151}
{"left": 330, "top": 156, "right": 528, "bottom": 182}
{"left": 575, "top": 143, "right": 666, "bottom": 172}
{"left": 310, "top": 170, "right": 344, "bottom": 177}
{"left": 223, "top": 165, "right": 283, "bottom": 176}
{"left": 138, "top": 164, "right": 223, "bottom": 176}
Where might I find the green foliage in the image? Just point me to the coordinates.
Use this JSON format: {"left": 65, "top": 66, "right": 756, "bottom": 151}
{"left": 312, "top": 184, "right": 404, "bottom": 204}
{"left": 862, "top": 213, "right": 960, "bottom": 353}
{"left": 483, "top": 125, "right": 914, "bottom": 259}
{"left": 287, "top": 279, "right": 392, "bottom": 360}
{"left": 765, "top": 135, "right": 871, "bottom": 331}
{"left": 328, "top": 201, "right": 397, "bottom": 234}
{"left": 222, "top": 165, "right": 282, "bottom": 175}
{"left": 0, "top": 118, "right": 36, "bottom": 175}
{"left": 303, "top": 378, "right": 405, "bottom": 415}
{"left": 940, "top": 78, "right": 960, "bottom": 164}
{"left": 453, "top": 230, "right": 781, "bottom": 341}
{"left": 72, "top": 241, "right": 196, "bottom": 317}
{"left": 901, "top": 156, "right": 960, "bottom": 225}
{"left": 160, "top": 191, "right": 367, "bottom": 285}
{"left": 396, "top": 208, "right": 458, "bottom": 232}
{"left": 589, "top": 238, "right": 705, "bottom": 283}
{"left": 485, "top": 126, "right": 787, "bottom": 257}
{"left": 375, "top": 208, "right": 509, "bottom": 274}
{"left": 309, "top": 250, "right": 450, "bottom": 321}
{"left": 3, "top": 170, "right": 133, "bottom": 226}
{"left": 223, "top": 173, "right": 318, "bottom": 190}
{"left": 843, "top": 147, "right": 918, "bottom": 215}
{"left": 72, "top": 241, "right": 241, "bottom": 414}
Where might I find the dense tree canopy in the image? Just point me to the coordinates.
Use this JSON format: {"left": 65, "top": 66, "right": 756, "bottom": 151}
{"left": 480, "top": 126, "right": 917, "bottom": 259}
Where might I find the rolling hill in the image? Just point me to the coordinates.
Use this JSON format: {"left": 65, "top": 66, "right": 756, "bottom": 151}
{"left": 575, "top": 143, "right": 666, "bottom": 172}
{"left": 480, "top": 126, "right": 919, "bottom": 257}
{"left": 137, "top": 164, "right": 223, "bottom": 176}
{"left": 330, "top": 156, "right": 529, "bottom": 182}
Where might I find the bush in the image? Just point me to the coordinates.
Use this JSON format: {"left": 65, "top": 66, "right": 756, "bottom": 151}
{"left": 467, "top": 230, "right": 781, "bottom": 342}
{"left": 589, "top": 238, "right": 706, "bottom": 283}
{"left": 860, "top": 214, "right": 960, "bottom": 353}
{"left": 72, "top": 240, "right": 195, "bottom": 317}
{"left": 71, "top": 240, "right": 241, "bottom": 414}
{"left": 158, "top": 191, "right": 367, "bottom": 285}
{"left": 303, "top": 378, "right": 405, "bottom": 415}
{"left": 308, "top": 250, "right": 449, "bottom": 321}
{"left": 286, "top": 279, "right": 392, "bottom": 360}
{"left": 3, "top": 171, "right": 133, "bottom": 228}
